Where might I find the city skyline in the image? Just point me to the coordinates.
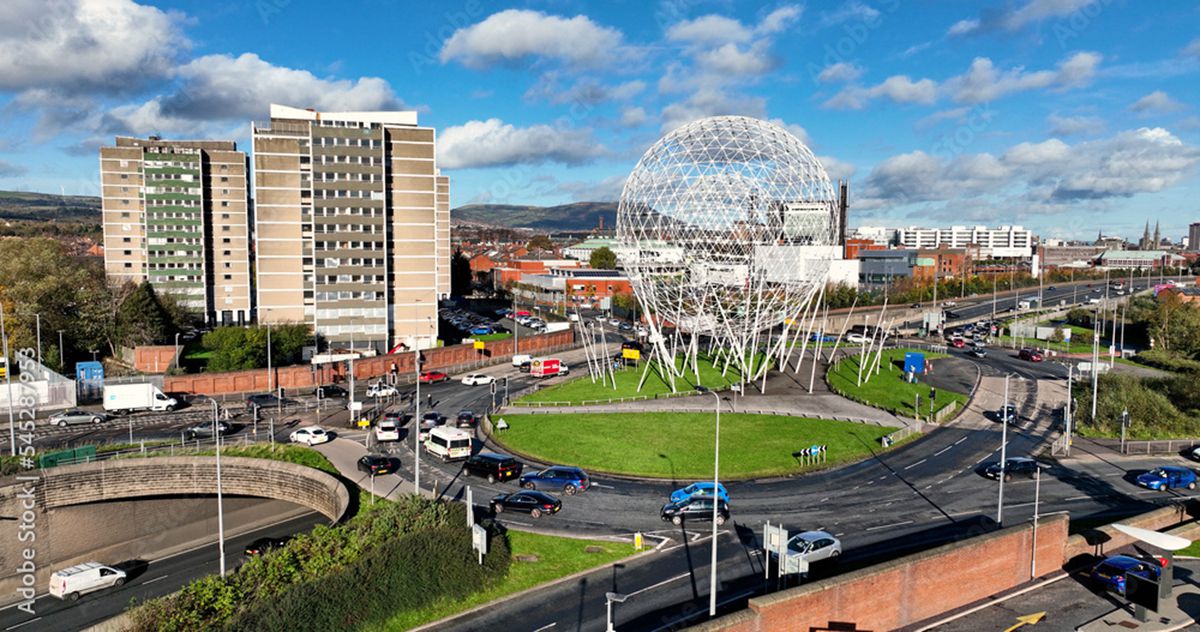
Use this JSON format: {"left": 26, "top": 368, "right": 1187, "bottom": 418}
{"left": 0, "top": 1, "right": 1198, "bottom": 241}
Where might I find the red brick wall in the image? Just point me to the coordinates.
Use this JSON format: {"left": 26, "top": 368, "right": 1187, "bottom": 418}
{"left": 164, "top": 329, "right": 575, "bottom": 396}
{"left": 696, "top": 516, "right": 1068, "bottom": 632}
{"left": 134, "top": 346, "right": 179, "bottom": 374}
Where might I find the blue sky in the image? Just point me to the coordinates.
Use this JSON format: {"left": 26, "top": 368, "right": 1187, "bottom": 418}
{"left": 1, "top": 0, "right": 1198, "bottom": 241}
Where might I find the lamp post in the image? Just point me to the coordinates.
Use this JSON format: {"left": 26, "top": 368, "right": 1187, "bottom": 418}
{"left": 212, "top": 399, "right": 226, "bottom": 578}
{"left": 694, "top": 385, "right": 722, "bottom": 618}
{"left": 34, "top": 313, "right": 41, "bottom": 365}
{"left": 1120, "top": 409, "right": 1130, "bottom": 454}
{"left": 174, "top": 332, "right": 181, "bottom": 372}
{"left": 605, "top": 592, "right": 628, "bottom": 632}
{"left": 997, "top": 373, "right": 1011, "bottom": 525}
{"left": 57, "top": 330, "right": 65, "bottom": 369}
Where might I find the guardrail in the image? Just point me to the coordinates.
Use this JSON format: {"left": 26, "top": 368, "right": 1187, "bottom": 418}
{"left": 1098, "top": 438, "right": 1200, "bottom": 456}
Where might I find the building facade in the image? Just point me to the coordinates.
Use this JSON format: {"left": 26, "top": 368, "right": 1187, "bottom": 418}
{"left": 898, "top": 225, "right": 1033, "bottom": 258}
{"left": 252, "top": 104, "right": 448, "bottom": 353}
{"left": 1188, "top": 222, "right": 1200, "bottom": 253}
{"left": 100, "top": 136, "right": 252, "bottom": 325}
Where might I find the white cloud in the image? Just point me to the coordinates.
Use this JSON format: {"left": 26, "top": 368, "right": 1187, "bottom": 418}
{"left": 695, "top": 42, "right": 778, "bottom": 75}
{"left": 555, "top": 174, "right": 627, "bottom": 202}
{"left": 1046, "top": 113, "right": 1106, "bottom": 136}
{"left": 620, "top": 106, "right": 647, "bottom": 127}
{"left": 1184, "top": 38, "right": 1200, "bottom": 58}
{"left": 946, "top": 19, "right": 979, "bottom": 36}
{"left": 819, "top": 2, "right": 880, "bottom": 27}
{"left": 823, "top": 75, "right": 937, "bottom": 109}
{"left": 768, "top": 119, "right": 811, "bottom": 146}
{"left": 1129, "top": 90, "right": 1185, "bottom": 114}
{"left": 949, "top": 0, "right": 1093, "bottom": 35}
{"left": 817, "top": 155, "right": 857, "bottom": 182}
{"left": 817, "top": 62, "right": 864, "bottom": 83}
{"left": 0, "top": 0, "right": 185, "bottom": 93}
{"left": 947, "top": 52, "right": 1099, "bottom": 103}
{"left": 525, "top": 74, "right": 645, "bottom": 105}
{"left": 666, "top": 15, "right": 751, "bottom": 46}
{"left": 0, "top": 160, "right": 28, "bottom": 177}
{"left": 436, "top": 118, "right": 606, "bottom": 169}
{"left": 756, "top": 5, "right": 804, "bottom": 35}
{"left": 440, "top": 9, "right": 625, "bottom": 69}
{"left": 1002, "top": 139, "right": 1071, "bottom": 166}
{"left": 660, "top": 88, "right": 767, "bottom": 133}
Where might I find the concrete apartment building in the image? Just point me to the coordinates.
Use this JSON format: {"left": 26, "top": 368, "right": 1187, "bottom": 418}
{"left": 898, "top": 225, "right": 1034, "bottom": 258}
{"left": 1189, "top": 222, "right": 1200, "bottom": 252}
{"left": 252, "top": 104, "right": 448, "bottom": 353}
{"left": 100, "top": 136, "right": 252, "bottom": 325}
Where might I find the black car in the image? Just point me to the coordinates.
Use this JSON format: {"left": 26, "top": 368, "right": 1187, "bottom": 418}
{"left": 491, "top": 490, "right": 561, "bottom": 518}
{"left": 661, "top": 497, "right": 730, "bottom": 526}
{"left": 313, "top": 385, "right": 348, "bottom": 399}
{"left": 456, "top": 410, "right": 478, "bottom": 428}
{"left": 244, "top": 537, "right": 287, "bottom": 557}
{"left": 911, "top": 303, "right": 921, "bottom": 309}
{"left": 984, "top": 457, "right": 1041, "bottom": 481}
{"left": 246, "top": 393, "right": 283, "bottom": 410}
{"left": 518, "top": 361, "right": 532, "bottom": 373}
{"left": 996, "top": 403, "right": 1018, "bottom": 423}
{"left": 463, "top": 452, "right": 524, "bottom": 483}
{"left": 357, "top": 454, "right": 395, "bottom": 476}
{"left": 945, "top": 310, "right": 961, "bottom": 319}
{"left": 184, "top": 420, "right": 231, "bottom": 440}
{"left": 422, "top": 411, "right": 445, "bottom": 426}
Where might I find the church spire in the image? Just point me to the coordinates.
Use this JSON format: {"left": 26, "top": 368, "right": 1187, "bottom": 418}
{"left": 1154, "top": 220, "right": 1160, "bottom": 248}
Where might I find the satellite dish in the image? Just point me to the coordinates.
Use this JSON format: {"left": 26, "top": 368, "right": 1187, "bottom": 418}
{"left": 1112, "top": 523, "right": 1192, "bottom": 551}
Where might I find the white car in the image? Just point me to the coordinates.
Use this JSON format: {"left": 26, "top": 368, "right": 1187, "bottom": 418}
{"left": 366, "top": 383, "right": 398, "bottom": 398}
{"left": 290, "top": 426, "right": 331, "bottom": 445}
{"left": 942, "top": 300, "right": 957, "bottom": 307}
{"left": 375, "top": 420, "right": 400, "bottom": 442}
{"left": 775, "top": 531, "right": 842, "bottom": 568}
{"left": 461, "top": 373, "right": 495, "bottom": 386}
{"left": 844, "top": 333, "right": 869, "bottom": 344}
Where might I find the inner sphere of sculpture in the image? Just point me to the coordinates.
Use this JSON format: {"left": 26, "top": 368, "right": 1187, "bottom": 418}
{"left": 616, "top": 115, "right": 839, "bottom": 335}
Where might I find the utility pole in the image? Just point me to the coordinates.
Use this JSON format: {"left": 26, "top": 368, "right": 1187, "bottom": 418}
{"left": 58, "top": 329, "right": 65, "bottom": 369}
{"left": 1090, "top": 325, "right": 1100, "bottom": 422}
{"left": 998, "top": 374, "right": 1010, "bottom": 525}
{"left": 2, "top": 308, "right": 14, "bottom": 457}
{"left": 1065, "top": 364, "right": 1073, "bottom": 457}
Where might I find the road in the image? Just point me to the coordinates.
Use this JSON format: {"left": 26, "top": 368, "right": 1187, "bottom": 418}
{"left": 0, "top": 511, "right": 323, "bottom": 632}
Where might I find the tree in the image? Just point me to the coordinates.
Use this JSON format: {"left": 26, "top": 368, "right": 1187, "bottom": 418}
{"left": 612, "top": 292, "right": 641, "bottom": 321}
{"left": 450, "top": 249, "right": 472, "bottom": 297}
{"left": 116, "top": 283, "right": 173, "bottom": 347}
{"left": 203, "top": 324, "right": 312, "bottom": 372}
{"left": 526, "top": 235, "right": 554, "bottom": 252}
{"left": 589, "top": 246, "right": 617, "bottom": 270}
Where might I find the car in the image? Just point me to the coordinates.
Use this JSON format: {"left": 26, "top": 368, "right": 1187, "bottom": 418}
{"left": 243, "top": 537, "right": 287, "bottom": 557}
{"left": 245, "top": 393, "right": 283, "bottom": 410}
{"left": 945, "top": 310, "right": 962, "bottom": 319}
{"left": 366, "top": 382, "right": 398, "bottom": 398}
{"left": 949, "top": 338, "right": 966, "bottom": 348}
{"left": 48, "top": 409, "right": 106, "bottom": 427}
{"left": 1136, "top": 466, "right": 1197, "bottom": 491}
{"left": 809, "top": 333, "right": 837, "bottom": 342}
{"left": 1048, "top": 286, "right": 1057, "bottom": 291}
{"left": 520, "top": 466, "right": 590, "bottom": 495}
{"left": 669, "top": 482, "right": 730, "bottom": 505}
{"left": 313, "top": 384, "right": 348, "bottom": 399}
{"left": 418, "top": 412, "right": 444, "bottom": 440}
{"left": 1018, "top": 348, "right": 1044, "bottom": 362}
{"left": 375, "top": 419, "right": 401, "bottom": 441}
{"left": 470, "top": 326, "right": 494, "bottom": 335}
{"left": 382, "top": 410, "right": 410, "bottom": 426}
{"left": 779, "top": 531, "right": 843, "bottom": 565}
{"left": 289, "top": 426, "right": 330, "bottom": 445}
{"left": 844, "top": 333, "right": 869, "bottom": 344}
{"left": 660, "top": 497, "right": 730, "bottom": 526}
{"left": 184, "top": 420, "right": 231, "bottom": 440}
{"left": 969, "top": 347, "right": 988, "bottom": 359}
{"left": 419, "top": 371, "right": 450, "bottom": 384}
{"left": 995, "top": 403, "right": 1018, "bottom": 423}
{"left": 984, "top": 457, "right": 1042, "bottom": 481}
{"left": 357, "top": 454, "right": 395, "bottom": 476}
{"left": 1191, "top": 445, "right": 1200, "bottom": 462}
{"left": 518, "top": 361, "right": 532, "bottom": 373}
{"left": 942, "top": 301, "right": 957, "bottom": 307}
{"left": 463, "top": 452, "right": 524, "bottom": 483}
{"left": 48, "top": 562, "right": 127, "bottom": 601}
{"left": 491, "top": 490, "right": 561, "bottom": 518}
{"left": 609, "top": 318, "right": 622, "bottom": 326}
{"left": 1086, "top": 297, "right": 1101, "bottom": 304}
{"left": 1091, "top": 555, "right": 1160, "bottom": 595}
{"left": 456, "top": 410, "right": 478, "bottom": 428}
{"left": 618, "top": 322, "right": 633, "bottom": 332}
{"left": 461, "top": 373, "right": 495, "bottom": 386}
{"left": 911, "top": 303, "right": 921, "bottom": 309}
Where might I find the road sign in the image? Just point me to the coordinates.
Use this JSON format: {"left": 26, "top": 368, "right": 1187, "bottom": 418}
{"left": 782, "top": 553, "right": 809, "bottom": 575}
{"left": 474, "top": 340, "right": 485, "bottom": 350}
{"left": 471, "top": 523, "right": 488, "bottom": 565}
{"left": 622, "top": 348, "right": 641, "bottom": 360}
{"left": 349, "top": 401, "right": 363, "bottom": 411}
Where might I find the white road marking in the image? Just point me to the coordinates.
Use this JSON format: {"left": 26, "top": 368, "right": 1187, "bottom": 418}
{"left": 589, "top": 483, "right": 615, "bottom": 489}
{"left": 142, "top": 574, "right": 170, "bottom": 585}
{"left": 904, "top": 459, "right": 927, "bottom": 470}
{"left": 934, "top": 446, "right": 953, "bottom": 457}
{"left": 627, "top": 572, "right": 691, "bottom": 598}
{"left": 954, "top": 437, "right": 968, "bottom": 446}
{"left": 866, "top": 520, "right": 914, "bottom": 532}
{"left": 533, "top": 624, "right": 557, "bottom": 632}
{"left": 4, "top": 617, "right": 42, "bottom": 630}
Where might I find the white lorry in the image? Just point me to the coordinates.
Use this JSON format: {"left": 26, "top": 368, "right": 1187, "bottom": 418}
{"left": 102, "top": 383, "right": 178, "bottom": 414}
{"left": 49, "top": 562, "right": 126, "bottom": 601}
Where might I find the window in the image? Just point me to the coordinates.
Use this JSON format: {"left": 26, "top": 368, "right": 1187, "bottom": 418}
{"left": 223, "top": 274, "right": 232, "bottom": 280}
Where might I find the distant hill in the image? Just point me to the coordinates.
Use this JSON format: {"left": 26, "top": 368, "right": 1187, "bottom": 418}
{"left": 452, "top": 202, "right": 617, "bottom": 232}
{"left": 0, "top": 190, "right": 100, "bottom": 222}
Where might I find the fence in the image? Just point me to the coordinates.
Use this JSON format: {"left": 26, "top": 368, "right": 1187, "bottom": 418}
{"left": 881, "top": 423, "right": 923, "bottom": 447}
{"left": 1093, "top": 438, "right": 1200, "bottom": 456}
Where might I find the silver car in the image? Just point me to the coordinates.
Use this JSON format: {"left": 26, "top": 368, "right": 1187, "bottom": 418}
{"left": 48, "top": 409, "right": 106, "bottom": 427}
{"left": 778, "top": 531, "right": 842, "bottom": 567}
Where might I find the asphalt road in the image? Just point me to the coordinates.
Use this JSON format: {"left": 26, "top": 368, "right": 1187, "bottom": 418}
{"left": 0, "top": 511, "right": 324, "bottom": 632}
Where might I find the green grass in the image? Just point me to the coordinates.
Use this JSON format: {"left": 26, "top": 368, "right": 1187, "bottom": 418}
{"left": 364, "top": 531, "right": 635, "bottom": 631}
{"left": 827, "top": 348, "right": 967, "bottom": 418}
{"left": 516, "top": 353, "right": 763, "bottom": 405}
{"left": 472, "top": 333, "right": 513, "bottom": 342}
{"left": 112, "top": 442, "right": 339, "bottom": 475}
{"left": 1177, "top": 540, "right": 1200, "bottom": 557}
{"left": 493, "top": 412, "right": 893, "bottom": 479}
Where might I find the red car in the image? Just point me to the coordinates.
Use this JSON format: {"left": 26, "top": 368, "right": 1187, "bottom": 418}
{"left": 419, "top": 371, "right": 450, "bottom": 384}
{"left": 950, "top": 338, "right": 966, "bottom": 348}
{"left": 1018, "top": 348, "right": 1044, "bottom": 362}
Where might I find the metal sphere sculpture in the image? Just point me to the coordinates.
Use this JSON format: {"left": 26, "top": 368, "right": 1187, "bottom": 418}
{"left": 616, "top": 115, "right": 840, "bottom": 387}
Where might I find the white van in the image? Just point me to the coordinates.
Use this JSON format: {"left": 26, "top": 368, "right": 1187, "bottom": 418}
{"left": 424, "top": 426, "right": 472, "bottom": 462}
{"left": 511, "top": 354, "right": 532, "bottom": 367}
{"left": 375, "top": 419, "right": 400, "bottom": 442}
{"left": 49, "top": 562, "right": 126, "bottom": 601}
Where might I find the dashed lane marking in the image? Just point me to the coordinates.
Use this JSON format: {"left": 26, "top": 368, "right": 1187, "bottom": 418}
{"left": 866, "top": 520, "right": 914, "bottom": 532}
{"left": 626, "top": 572, "right": 691, "bottom": 598}
{"left": 143, "top": 575, "right": 170, "bottom": 585}
{"left": 904, "top": 459, "right": 927, "bottom": 470}
{"left": 934, "top": 446, "right": 953, "bottom": 457}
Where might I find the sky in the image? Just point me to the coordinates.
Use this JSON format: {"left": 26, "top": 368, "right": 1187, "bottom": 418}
{"left": 1, "top": 0, "right": 1198, "bottom": 241}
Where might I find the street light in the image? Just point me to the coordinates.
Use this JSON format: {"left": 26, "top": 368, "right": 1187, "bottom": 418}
{"left": 1120, "top": 409, "right": 1130, "bottom": 454}
{"left": 694, "top": 384, "right": 722, "bottom": 618}
{"left": 997, "top": 373, "right": 1012, "bottom": 526}
{"left": 57, "top": 330, "right": 65, "bottom": 369}
{"left": 211, "top": 399, "right": 226, "bottom": 578}
{"left": 605, "top": 592, "right": 628, "bottom": 632}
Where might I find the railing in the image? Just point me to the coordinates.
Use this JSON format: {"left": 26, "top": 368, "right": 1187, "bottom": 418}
{"left": 1101, "top": 438, "right": 1200, "bottom": 456}
{"left": 881, "top": 423, "right": 923, "bottom": 447}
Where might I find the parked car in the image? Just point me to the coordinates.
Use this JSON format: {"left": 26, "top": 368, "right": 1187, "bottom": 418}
{"left": 778, "top": 531, "right": 842, "bottom": 565}
{"left": 419, "top": 371, "right": 450, "bottom": 384}
{"left": 470, "top": 326, "right": 494, "bottom": 335}
{"left": 1091, "top": 555, "right": 1160, "bottom": 595}
{"left": 463, "top": 452, "right": 524, "bottom": 483}
{"left": 289, "top": 426, "right": 330, "bottom": 445}
{"left": 461, "top": 373, "right": 495, "bottom": 386}
{"left": 984, "top": 457, "right": 1042, "bottom": 481}
{"left": 670, "top": 482, "right": 730, "bottom": 505}
{"left": 48, "top": 562, "right": 126, "bottom": 601}
{"left": 1136, "top": 466, "right": 1197, "bottom": 491}
{"left": 520, "top": 466, "right": 590, "bottom": 495}
{"left": 313, "top": 385, "right": 348, "bottom": 399}
{"left": 1018, "top": 348, "right": 1044, "bottom": 362}
{"left": 357, "top": 454, "right": 394, "bottom": 476}
{"left": 1190, "top": 445, "right": 1200, "bottom": 462}
{"left": 243, "top": 537, "right": 287, "bottom": 557}
{"left": 456, "top": 410, "right": 478, "bottom": 428}
{"left": 48, "top": 409, "right": 106, "bottom": 427}
{"left": 184, "top": 420, "right": 231, "bottom": 440}
{"left": 491, "top": 490, "right": 561, "bottom": 518}
{"left": 942, "top": 301, "right": 957, "bottom": 307}
{"left": 366, "top": 382, "right": 398, "bottom": 398}
{"left": 660, "top": 497, "right": 730, "bottom": 526}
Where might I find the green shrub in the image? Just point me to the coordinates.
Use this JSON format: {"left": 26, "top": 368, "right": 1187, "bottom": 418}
{"left": 1074, "top": 373, "right": 1200, "bottom": 439}
{"left": 1132, "top": 349, "right": 1200, "bottom": 373}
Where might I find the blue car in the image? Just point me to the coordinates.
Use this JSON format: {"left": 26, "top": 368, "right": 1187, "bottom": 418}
{"left": 470, "top": 326, "right": 494, "bottom": 335}
{"left": 1090, "top": 555, "right": 1160, "bottom": 595}
{"left": 1135, "top": 466, "right": 1197, "bottom": 491}
{"left": 670, "top": 482, "right": 730, "bottom": 505}
{"left": 809, "top": 333, "right": 837, "bottom": 342}
{"left": 520, "top": 466, "right": 590, "bottom": 495}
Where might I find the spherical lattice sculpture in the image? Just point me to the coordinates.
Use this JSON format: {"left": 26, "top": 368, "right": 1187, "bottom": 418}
{"left": 616, "top": 115, "right": 840, "bottom": 383}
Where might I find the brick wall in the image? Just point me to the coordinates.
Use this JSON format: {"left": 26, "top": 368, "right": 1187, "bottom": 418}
{"left": 133, "top": 345, "right": 179, "bottom": 373}
{"left": 164, "top": 329, "right": 575, "bottom": 396}
{"left": 694, "top": 516, "right": 1068, "bottom": 632}
{"left": 1064, "top": 502, "right": 1196, "bottom": 561}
